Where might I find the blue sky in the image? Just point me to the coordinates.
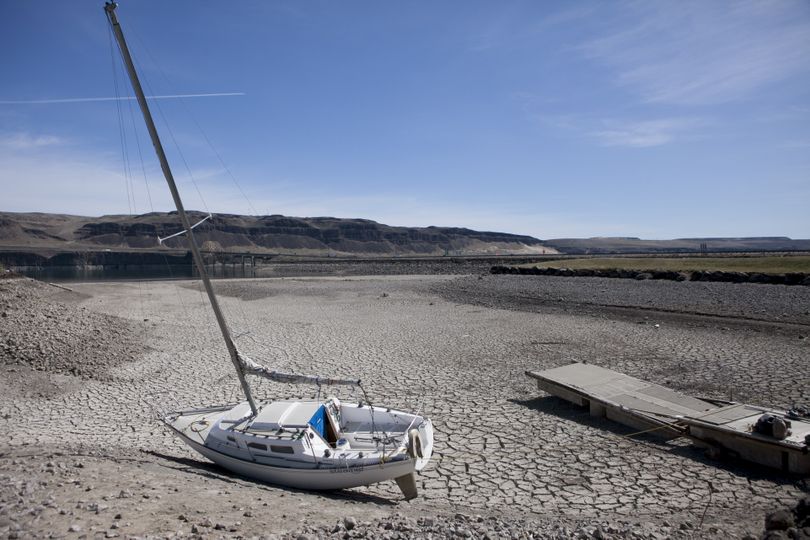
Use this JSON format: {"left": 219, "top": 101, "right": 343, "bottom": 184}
{"left": 1, "top": 1, "right": 809, "bottom": 239}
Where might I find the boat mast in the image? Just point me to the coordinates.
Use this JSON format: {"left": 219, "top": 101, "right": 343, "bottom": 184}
{"left": 104, "top": 2, "right": 258, "bottom": 416}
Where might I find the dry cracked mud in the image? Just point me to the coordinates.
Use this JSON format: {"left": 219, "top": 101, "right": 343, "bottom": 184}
{"left": 1, "top": 273, "right": 808, "bottom": 539}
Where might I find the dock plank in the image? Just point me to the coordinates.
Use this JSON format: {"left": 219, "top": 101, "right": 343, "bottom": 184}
{"left": 527, "top": 363, "right": 720, "bottom": 420}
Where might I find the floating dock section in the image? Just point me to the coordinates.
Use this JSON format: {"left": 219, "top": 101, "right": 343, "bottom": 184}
{"left": 527, "top": 363, "right": 810, "bottom": 474}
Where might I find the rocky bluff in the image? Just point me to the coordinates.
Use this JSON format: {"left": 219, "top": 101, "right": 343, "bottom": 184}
{"left": 0, "top": 212, "right": 549, "bottom": 256}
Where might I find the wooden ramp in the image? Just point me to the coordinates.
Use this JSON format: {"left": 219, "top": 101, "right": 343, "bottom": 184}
{"left": 526, "top": 363, "right": 723, "bottom": 439}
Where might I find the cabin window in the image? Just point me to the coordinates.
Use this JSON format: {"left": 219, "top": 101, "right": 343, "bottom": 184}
{"left": 247, "top": 442, "right": 267, "bottom": 451}
{"left": 270, "top": 445, "right": 294, "bottom": 454}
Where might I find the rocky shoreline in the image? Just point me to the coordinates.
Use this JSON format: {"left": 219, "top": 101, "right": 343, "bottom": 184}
{"left": 491, "top": 265, "right": 810, "bottom": 287}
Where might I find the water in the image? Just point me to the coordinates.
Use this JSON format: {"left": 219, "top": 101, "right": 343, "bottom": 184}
{"left": 14, "top": 264, "right": 256, "bottom": 283}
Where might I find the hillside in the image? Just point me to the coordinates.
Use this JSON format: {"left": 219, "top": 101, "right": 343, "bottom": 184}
{"left": 3, "top": 213, "right": 807, "bottom": 262}
{"left": 0, "top": 211, "right": 551, "bottom": 256}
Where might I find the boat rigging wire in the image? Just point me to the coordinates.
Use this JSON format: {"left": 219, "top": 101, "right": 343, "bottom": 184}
{"left": 134, "top": 56, "right": 212, "bottom": 216}
{"left": 126, "top": 21, "right": 266, "bottom": 344}
{"left": 108, "top": 22, "right": 135, "bottom": 216}
{"left": 106, "top": 8, "right": 225, "bottom": 351}
{"left": 124, "top": 87, "right": 155, "bottom": 213}
{"left": 112, "top": 16, "right": 265, "bottom": 344}
{"left": 127, "top": 25, "right": 260, "bottom": 217}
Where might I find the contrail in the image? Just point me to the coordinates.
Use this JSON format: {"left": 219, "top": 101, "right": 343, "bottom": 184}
{"left": 0, "top": 92, "right": 245, "bottom": 105}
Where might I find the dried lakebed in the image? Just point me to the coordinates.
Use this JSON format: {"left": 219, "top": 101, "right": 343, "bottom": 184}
{"left": 1, "top": 274, "right": 808, "bottom": 538}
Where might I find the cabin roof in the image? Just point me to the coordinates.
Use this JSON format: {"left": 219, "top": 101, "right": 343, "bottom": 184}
{"left": 249, "top": 400, "right": 321, "bottom": 432}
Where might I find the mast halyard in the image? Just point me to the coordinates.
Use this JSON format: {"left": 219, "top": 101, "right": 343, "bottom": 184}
{"left": 104, "top": 2, "right": 258, "bottom": 416}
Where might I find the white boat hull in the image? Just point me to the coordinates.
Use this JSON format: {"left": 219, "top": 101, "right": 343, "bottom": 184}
{"left": 163, "top": 399, "right": 434, "bottom": 496}
{"left": 173, "top": 428, "right": 419, "bottom": 491}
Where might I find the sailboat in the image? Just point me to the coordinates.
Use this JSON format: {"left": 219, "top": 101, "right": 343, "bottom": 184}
{"left": 104, "top": 2, "right": 434, "bottom": 499}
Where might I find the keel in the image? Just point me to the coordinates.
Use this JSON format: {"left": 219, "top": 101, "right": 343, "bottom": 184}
{"left": 395, "top": 472, "right": 418, "bottom": 500}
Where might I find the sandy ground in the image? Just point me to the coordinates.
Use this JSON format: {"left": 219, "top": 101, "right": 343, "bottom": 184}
{"left": 1, "top": 273, "right": 809, "bottom": 539}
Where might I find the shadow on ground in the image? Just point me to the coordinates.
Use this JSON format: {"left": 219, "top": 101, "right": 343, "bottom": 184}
{"left": 146, "top": 450, "right": 399, "bottom": 505}
{"left": 511, "top": 395, "right": 805, "bottom": 487}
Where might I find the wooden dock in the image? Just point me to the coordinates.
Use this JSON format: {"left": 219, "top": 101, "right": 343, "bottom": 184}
{"left": 526, "top": 363, "right": 722, "bottom": 439}
{"left": 527, "top": 363, "right": 810, "bottom": 474}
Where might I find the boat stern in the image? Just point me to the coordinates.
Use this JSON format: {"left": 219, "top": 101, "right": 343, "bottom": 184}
{"left": 412, "top": 418, "right": 434, "bottom": 471}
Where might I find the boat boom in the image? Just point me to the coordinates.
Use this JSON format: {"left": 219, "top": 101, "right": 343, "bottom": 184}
{"left": 238, "top": 354, "right": 361, "bottom": 387}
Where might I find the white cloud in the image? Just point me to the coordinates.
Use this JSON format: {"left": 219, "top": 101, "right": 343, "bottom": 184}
{"left": 590, "top": 117, "right": 704, "bottom": 148}
{"left": 469, "top": 5, "right": 594, "bottom": 52}
{"left": 581, "top": 1, "right": 810, "bottom": 105}
{"left": 0, "top": 132, "right": 66, "bottom": 150}
{"left": 0, "top": 135, "right": 614, "bottom": 239}
{"left": 781, "top": 139, "right": 810, "bottom": 149}
{"left": 524, "top": 110, "right": 706, "bottom": 148}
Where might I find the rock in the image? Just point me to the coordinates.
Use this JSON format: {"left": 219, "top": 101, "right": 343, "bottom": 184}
{"left": 344, "top": 517, "right": 357, "bottom": 531}
{"left": 68, "top": 524, "right": 82, "bottom": 533}
{"left": 767, "top": 510, "right": 796, "bottom": 531}
{"left": 796, "top": 497, "right": 810, "bottom": 524}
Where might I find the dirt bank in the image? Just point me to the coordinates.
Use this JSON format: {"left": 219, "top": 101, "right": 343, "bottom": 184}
{"left": 0, "top": 277, "right": 143, "bottom": 398}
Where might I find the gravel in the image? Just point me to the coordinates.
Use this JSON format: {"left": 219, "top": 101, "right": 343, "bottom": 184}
{"left": 431, "top": 274, "right": 810, "bottom": 326}
{"left": 0, "top": 277, "right": 142, "bottom": 380}
{"left": 278, "top": 511, "right": 735, "bottom": 539}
